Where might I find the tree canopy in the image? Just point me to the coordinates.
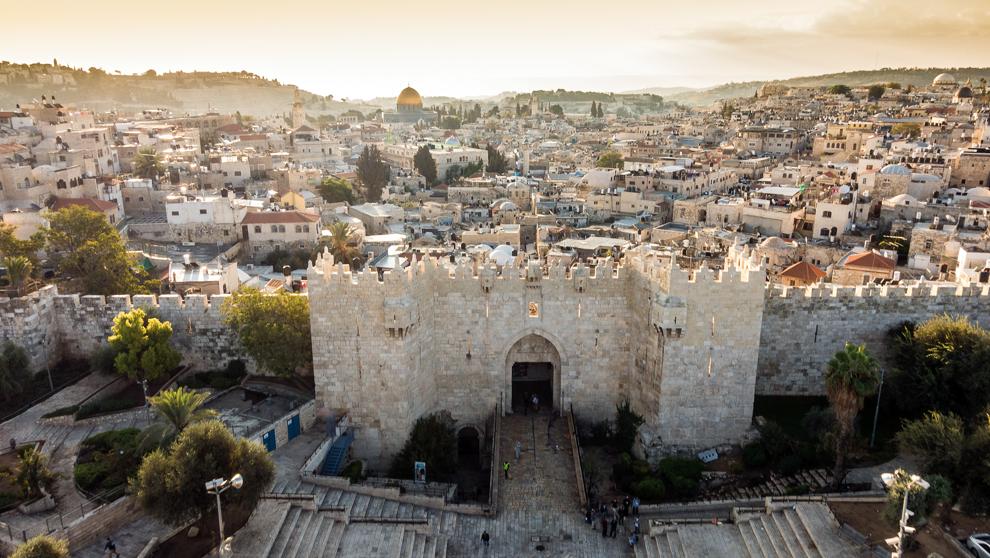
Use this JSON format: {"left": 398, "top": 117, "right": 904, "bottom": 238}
{"left": 388, "top": 411, "right": 457, "bottom": 482}
{"left": 355, "top": 145, "right": 388, "bottom": 202}
{"left": 0, "top": 223, "right": 45, "bottom": 263}
{"left": 867, "top": 84, "right": 886, "bottom": 101}
{"left": 486, "top": 146, "right": 509, "bottom": 174}
{"left": 596, "top": 151, "right": 624, "bottom": 169}
{"left": 222, "top": 288, "right": 312, "bottom": 376}
{"left": 108, "top": 308, "right": 182, "bottom": 387}
{"left": 887, "top": 316, "right": 990, "bottom": 421}
{"left": 10, "top": 535, "right": 70, "bottom": 558}
{"left": 317, "top": 176, "right": 356, "bottom": 204}
{"left": 45, "top": 206, "right": 154, "bottom": 295}
{"left": 413, "top": 145, "right": 437, "bottom": 185}
{"left": 828, "top": 84, "right": 852, "bottom": 96}
{"left": 135, "top": 420, "right": 274, "bottom": 525}
{"left": 132, "top": 147, "right": 165, "bottom": 181}
{"left": 825, "top": 343, "right": 879, "bottom": 486}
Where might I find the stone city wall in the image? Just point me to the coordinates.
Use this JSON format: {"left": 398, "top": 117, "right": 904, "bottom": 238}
{"left": 0, "top": 285, "right": 250, "bottom": 378}
{"left": 756, "top": 282, "right": 990, "bottom": 395}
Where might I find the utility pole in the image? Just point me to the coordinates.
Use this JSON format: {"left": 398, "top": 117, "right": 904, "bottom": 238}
{"left": 870, "top": 367, "right": 885, "bottom": 448}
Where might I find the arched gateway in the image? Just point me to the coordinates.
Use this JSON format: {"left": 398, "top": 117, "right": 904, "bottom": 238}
{"left": 503, "top": 332, "right": 562, "bottom": 414}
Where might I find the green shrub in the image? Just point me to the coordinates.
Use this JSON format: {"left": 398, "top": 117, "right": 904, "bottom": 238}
{"left": 776, "top": 454, "right": 803, "bottom": 476}
{"left": 41, "top": 405, "right": 78, "bottom": 419}
{"left": 90, "top": 345, "right": 118, "bottom": 375}
{"left": 635, "top": 478, "right": 666, "bottom": 501}
{"left": 74, "top": 461, "right": 110, "bottom": 492}
{"left": 75, "top": 397, "right": 138, "bottom": 419}
{"left": 743, "top": 442, "right": 767, "bottom": 468}
{"left": 658, "top": 457, "right": 703, "bottom": 499}
{"left": 341, "top": 461, "right": 364, "bottom": 483}
{"left": 80, "top": 428, "right": 141, "bottom": 453}
{"left": 786, "top": 484, "right": 810, "bottom": 496}
{"left": 0, "top": 491, "right": 19, "bottom": 509}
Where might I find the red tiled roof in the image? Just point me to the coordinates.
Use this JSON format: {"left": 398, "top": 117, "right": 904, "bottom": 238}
{"left": 844, "top": 251, "right": 895, "bottom": 271}
{"left": 50, "top": 197, "right": 117, "bottom": 213}
{"left": 237, "top": 134, "right": 267, "bottom": 141}
{"left": 779, "top": 261, "right": 826, "bottom": 282}
{"left": 241, "top": 210, "right": 319, "bottom": 224}
{"left": 0, "top": 143, "right": 28, "bottom": 154}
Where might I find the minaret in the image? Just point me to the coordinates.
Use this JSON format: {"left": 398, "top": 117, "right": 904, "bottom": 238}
{"left": 291, "top": 88, "right": 305, "bottom": 129}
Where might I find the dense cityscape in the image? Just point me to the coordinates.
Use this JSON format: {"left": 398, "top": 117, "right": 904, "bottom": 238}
{"left": 2, "top": 4, "right": 990, "bottom": 557}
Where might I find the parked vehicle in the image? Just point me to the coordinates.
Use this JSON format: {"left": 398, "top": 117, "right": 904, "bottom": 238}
{"left": 968, "top": 533, "right": 990, "bottom": 558}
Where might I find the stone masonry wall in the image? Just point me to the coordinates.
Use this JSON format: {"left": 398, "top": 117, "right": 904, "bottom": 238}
{"left": 0, "top": 285, "right": 250, "bottom": 379}
{"left": 756, "top": 283, "right": 990, "bottom": 395}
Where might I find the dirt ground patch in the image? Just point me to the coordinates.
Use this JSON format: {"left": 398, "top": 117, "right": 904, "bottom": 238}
{"left": 830, "top": 500, "right": 987, "bottom": 558}
{"left": 152, "top": 505, "right": 253, "bottom": 558}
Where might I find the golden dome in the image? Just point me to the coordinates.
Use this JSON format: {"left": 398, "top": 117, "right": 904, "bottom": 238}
{"left": 397, "top": 86, "right": 423, "bottom": 110}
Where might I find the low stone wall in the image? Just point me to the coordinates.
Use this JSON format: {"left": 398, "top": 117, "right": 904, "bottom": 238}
{"left": 65, "top": 495, "right": 144, "bottom": 552}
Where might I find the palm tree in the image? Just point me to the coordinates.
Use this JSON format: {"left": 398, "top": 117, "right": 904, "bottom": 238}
{"left": 13, "top": 446, "right": 58, "bottom": 499}
{"left": 142, "top": 387, "right": 216, "bottom": 449}
{"left": 325, "top": 221, "right": 361, "bottom": 267}
{"left": 3, "top": 255, "right": 33, "bottom": 292}
{"left": 825, "top": 343, "right": 880, "bottom": 488}
{"left": 132, "top": 147, "right": 165, "bottom": 181}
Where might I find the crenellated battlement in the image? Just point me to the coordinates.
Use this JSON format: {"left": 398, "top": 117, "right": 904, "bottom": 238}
{"left": 768, "top": 282, "right": 990, "bottom": 299}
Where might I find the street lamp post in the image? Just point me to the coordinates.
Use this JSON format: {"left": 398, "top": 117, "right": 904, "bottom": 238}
{"left": 205, "top": 474, "right": 243, "bottom": 555}
{"left": 886, "top": 473, "right": 929, "bottom": 558}
{"left": 870, "top": 367, "right": 885, "bottom": 448}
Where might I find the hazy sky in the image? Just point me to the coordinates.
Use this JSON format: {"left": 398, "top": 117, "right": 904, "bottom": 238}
{"left": 4, "top": 0, "right": 988, "bottom": 99}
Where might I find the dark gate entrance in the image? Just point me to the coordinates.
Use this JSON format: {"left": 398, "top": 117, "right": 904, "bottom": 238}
{"left": 511, "top": 362, "right": 553, "bottom": 413}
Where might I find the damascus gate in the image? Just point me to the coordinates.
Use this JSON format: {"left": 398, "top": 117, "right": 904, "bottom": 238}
{"left": 307, "top": 247, "right": 767, "bottom": 467}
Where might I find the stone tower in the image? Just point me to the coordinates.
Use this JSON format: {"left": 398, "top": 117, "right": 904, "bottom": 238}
{"left": 291, "top": 88, "right": 305, "bottom": 129}
{"left": 307, "top": 248, "right": 767, "bottom": 467}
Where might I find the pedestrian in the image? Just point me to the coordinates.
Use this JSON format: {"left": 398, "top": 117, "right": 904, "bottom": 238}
{"left": 104, "top": 537, "right": 119, "bottom": 558}
{"left": 618, "top": 504, "right": 626, "bottom": 526}
{"left": 628, "top": 533, "right": 638, "bottom": 547}
{"left": 600, "top": 515, "right": 608, "bottom": 538}
{"left": 622, "top": 496, "right": 630, "bottom": 517}
{"left": 503, "top": 461, "right": 510, "bottom": 480}
{"left": 584, "top": 505, "right": 593, "bottom": 524}
{"left": 8, "top": 438, "right": 15, "bottom": 452}
{"left": 481, "top": 530, "right": 490, "bottom": 547}
{"left": 632, "top": 496, "right": 640, "bottom": 516}
{"left": 633, "top": 517, "right": 640, "bottom": 535}
{"left": 514, "top": 440, "right": 522, "bottom": 461}
{"left": 609, "top": 516, "right": 617, "bottom": 538}
{"left": 532, "top": 393, "right": 539, "bottom": 413}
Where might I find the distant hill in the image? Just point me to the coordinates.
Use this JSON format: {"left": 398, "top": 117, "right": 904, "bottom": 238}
{"left": 663, "top": 67, "right": 990, "bottom": 107}
{"left": 0, "top": 61, "right": 379, "bottom": 117}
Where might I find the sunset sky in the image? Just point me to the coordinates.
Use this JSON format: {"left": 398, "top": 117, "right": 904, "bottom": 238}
{"left": 4, "top": 0, "right": 989, "bottom": 99}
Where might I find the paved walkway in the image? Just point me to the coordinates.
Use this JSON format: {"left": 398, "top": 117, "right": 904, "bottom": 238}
{"left": 0, "top": 372, "right": 153, "bottom": 543}
{"left": 499, "top": 410, "right": 581, "bottom": 514}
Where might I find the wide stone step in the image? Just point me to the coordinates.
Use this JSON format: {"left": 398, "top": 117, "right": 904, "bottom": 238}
{"left": 267, "top": 506, "right": 302, "bottom": 557}
{"left": 737, "top": 520, "right": 765, "bottom": 558}
{"left": 351, "top": 494, "right": 371, "bottom": 516}
{"left": 322, "top": 488, "right": 343, "bottom": 507}
{"left": 298, "top": 514, "right": 328, "bottom": 558}
{"left": 784, "top": 508, "right": 821, "bottom": 558}
{"left": 771, "top": 511, "right": 802, "bottom": 557}
{"left": 641, "top": 535, "right": 660, "bottom": 558}
{"left": 284, "top": 510, "right": 319, "bottom": 558}
{"left": 397, "top": 529, "right": 414, "bottom": 558}
{"left": 668, "top": 529, "right": 685, "bottom": 558}
{"left": 367, "top": 496, "right": 386, "bottom": 518}
{"left": 412, "top": 532, "right": 427, "bottom": 557}
{"left": 749, "top": 517, "right": 778, "bottom": 558}
{"left": 323, "top": 520, "right": 346, "bottom": 558}
{"left": 759, "top": 515, "right": 789, "bottom": 557}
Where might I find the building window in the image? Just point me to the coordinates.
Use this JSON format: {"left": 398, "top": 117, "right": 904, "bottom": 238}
{"left": 295, "top": 225, "right": 302, "bottom": 233}
{"left": 822, "top": 210, "right": 832, "bottom": 218}
{"left": 271, "top": 225, "right": 278, "bottom": 233}
{"left": 254, "top": 226, "right": 261, "bottom": 233}
{"left": 528, "top": 302, "right": 539, "bottom": 318}
{"left": 199, "top": 209, "right": 207, "bottom": 215}
{"left": 171, "top": 211, "right": 179, "bottom": 216}
{"left": 303, "top": 225, "right": 310, "bottom": 233}
{"left": 138, "top": 197, "right": 144, "bottom": 202}
{"left": 234, "top": 171, "right": 242, "bottom": 176}
{"left": 278, "top": 225, "right": 286, "bottom": 233}
{"left": 223, "top": 230, "right": 229, "bottom": 236}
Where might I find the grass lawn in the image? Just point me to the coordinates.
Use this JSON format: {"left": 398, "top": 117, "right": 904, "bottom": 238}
{"left": 74, "top": 429, "right": 149, "bottom": 498}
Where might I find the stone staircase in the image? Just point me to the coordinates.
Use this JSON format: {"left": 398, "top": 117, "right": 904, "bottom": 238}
{"left": 244, "top": 482, "right": 447, "bottom": 558}
{"left": 634, "top": 503, "right": 856, "bottom": 558}
{"left": 708, "top": 470, "right": 833, "bottom": 500}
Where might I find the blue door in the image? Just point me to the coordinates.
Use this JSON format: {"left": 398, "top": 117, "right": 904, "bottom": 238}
{"left": 287, "top": 414, "right": 300, "bottom": 441}
{"left": 262, "top": 429, "right": 277, "bottom": 452}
